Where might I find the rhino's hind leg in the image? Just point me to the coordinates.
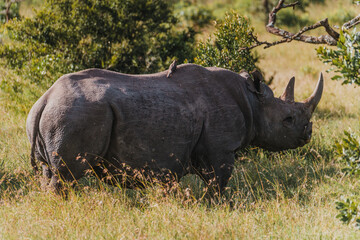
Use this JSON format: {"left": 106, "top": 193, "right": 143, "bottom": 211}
{"left": 45, "top": 163, "right": 74, "bottom": 196}
{"left": 48, "top": 174, "right": 63, "bottom": 195}
{"left": 33, "top": 149, "right": 53, "bottom": 191}
{"left": 39, "top": 103, "right": 113, "bottom": 194}
{"left": 46, "top": 171, "right": 75, "bottom": 198}
{"left": 40, "top": 164, "right": 52, "bottom": 191}
{"left": 46, "top": 153, "right": 106, "bottom": 196}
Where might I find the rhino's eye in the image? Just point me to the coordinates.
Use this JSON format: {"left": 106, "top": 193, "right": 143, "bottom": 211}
{"left": 283, "top": 116, "right": 294, "bottom": 126}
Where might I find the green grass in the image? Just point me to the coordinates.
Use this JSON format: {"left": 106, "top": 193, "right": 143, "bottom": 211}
{"left": 1, "top": 0, "right": 360, "bottom": 239}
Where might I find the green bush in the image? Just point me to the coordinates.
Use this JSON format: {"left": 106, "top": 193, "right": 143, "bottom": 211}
{"left": 317, "top": 29, "right": 360, "bottom": 85}
{"left": 336, "top": 196, "right": 360, "bottom": 229}
{"left": 334, "top": 131, "right": 360, "bottom": 228}
{"left": 335, "top": 131, "right": 360, "bottom": 176}
{"left": 194, "top": 11, "right": 259, "bottom": 73}
{"left": 317, "top": 22, "right": 360, "bottom": 230}
{"left": 0, "top": 0, "right": 197, "bottom": 113}
{"left": 2, "top": 0, "right": 197, "bottom": 77}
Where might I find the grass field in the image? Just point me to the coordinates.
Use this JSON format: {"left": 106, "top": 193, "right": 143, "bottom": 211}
{"left": 1, "top": 0, "right": 360, "bottom": 239}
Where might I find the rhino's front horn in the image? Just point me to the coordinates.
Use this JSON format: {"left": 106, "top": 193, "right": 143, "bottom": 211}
{"left": 280, "top": 77, "right": 295, "bottom": 102}
{"left": 303, "top": 73, "right": 324, "bottom": 113}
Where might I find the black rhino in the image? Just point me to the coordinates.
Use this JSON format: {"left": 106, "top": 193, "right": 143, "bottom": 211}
{"left": 26, "top": 64, "right": 323, "bottom": 193}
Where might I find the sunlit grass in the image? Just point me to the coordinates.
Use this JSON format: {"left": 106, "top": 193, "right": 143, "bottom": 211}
{"left": 0, "top": 167, "right": 359, "bottom": 239}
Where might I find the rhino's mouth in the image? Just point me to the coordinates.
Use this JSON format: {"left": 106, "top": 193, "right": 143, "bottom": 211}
{"left": 302, "top": 122, "right": 313, "bottom": 143}
{"left": 300, "top": 137, "right": 311, "bottom": 144}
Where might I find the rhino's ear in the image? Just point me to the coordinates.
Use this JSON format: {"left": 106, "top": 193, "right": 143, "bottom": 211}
{"left": 251, "top": 69, "right": 263, "bottom": 92}
{"left": 246, "top": 69, "right": 263, "bottom": 94}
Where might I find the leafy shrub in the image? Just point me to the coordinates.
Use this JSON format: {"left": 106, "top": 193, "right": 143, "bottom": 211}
{"left": 317, "top": 29, "right": 360, "bottom": 85}
{"left": 316, "top": 5, "right": 360, "bottom": 230}
{"left": 334, "top": 131, "right": 360, "bottom": 228}
{"left": 194, "top": 11, "right": 259, "bottom": 73}
{"left": 0, "top": 0, "right": 197, "bottom": 113}
{"left": 335, "top": 131, "right": 360, "bottom": 176}
{"left": 336, "top": 197, "right": 360, "bottom": 229}
{"left": 3, "top": 0, "right": 196, "bottom": 76}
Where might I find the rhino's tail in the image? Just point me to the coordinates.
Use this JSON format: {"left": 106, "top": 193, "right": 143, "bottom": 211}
{"left": 30, "top": 104, "right": 46, "bottom": 174}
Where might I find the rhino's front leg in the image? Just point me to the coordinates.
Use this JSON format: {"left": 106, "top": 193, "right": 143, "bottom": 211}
{"left": 198, "top": 152, "right": 235, "bottom": 194}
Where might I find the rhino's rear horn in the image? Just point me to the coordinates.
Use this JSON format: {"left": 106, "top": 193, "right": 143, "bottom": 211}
{"left": 280, "top": 77, "right": 295, "bottom": 102}
{"left": 303, "top": 73, "right": 324, "bottom": 113}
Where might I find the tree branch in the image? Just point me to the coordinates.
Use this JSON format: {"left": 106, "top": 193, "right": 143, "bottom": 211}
{"left": 243, "top": 0, "right": 360, "bottom": 50}
{"left": 265, "top": 0, "right": 339, "bottom": 45}
{"left": 343, "top": 14, "right": 360, "bottom": 30}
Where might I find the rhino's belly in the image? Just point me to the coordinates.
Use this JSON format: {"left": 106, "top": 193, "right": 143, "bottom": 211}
{"left": 105, "top": 109, "right": 202, "bottom": 177}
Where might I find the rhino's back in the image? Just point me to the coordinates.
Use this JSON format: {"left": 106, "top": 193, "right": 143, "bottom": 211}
{"left": 57, "top": 64, "right": 212, "bottom": 99}
{"left": 41, "top": 64, "right": 240, "bottom": 127}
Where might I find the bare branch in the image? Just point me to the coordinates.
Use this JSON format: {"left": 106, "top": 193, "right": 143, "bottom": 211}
{"left": 267, "top": 0, "right": 299, "bottom": 28}
{"left": 320, "top": 18, "right": 340, "bottom": 40}
{"left": 266, "top": 0, "right": 339, "bottom": 46}
{"left": 343, "top": 14, "right": 360, "bottom": 30}
{"left": 243, "top": 0, "right": 350, "bottom": 50}
{"left": 242, "top": 32, "right": 293, "bottom": 50}
{"left": 243, "top": 32, "right": 273, "bottom": 50}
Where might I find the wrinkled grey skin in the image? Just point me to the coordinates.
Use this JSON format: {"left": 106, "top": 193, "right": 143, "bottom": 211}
{"left": 26, "top": 64, "right": 323, "bottom": 193}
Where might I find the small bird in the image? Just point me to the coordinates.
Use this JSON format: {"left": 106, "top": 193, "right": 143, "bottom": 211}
{"left": 167, "top": 59, "right": 177, "bottom": 78}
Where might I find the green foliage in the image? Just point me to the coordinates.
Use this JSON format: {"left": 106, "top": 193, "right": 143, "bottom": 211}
{"left": 336, "top": 197, "right": 360, "bottom": 229}
{"left": 0, "top": 0, "right": 197, "bottom": 113}
{"left": 318, "top": 19, "right": 360, "bottom": 231}
{"left": 317, "top": 29, "right": 360, "bottom": 85}
{"left": 2, "top": 0, "right": 196, "bottom": 76}
{"left": 335, "top": 131, "right": 360, "bottom": 176}
{"left": 316, "top": 4, "right": 360, "bottom": 231}
{"left": 334, "top": 131, "right": 360, "bottom": 228}
{"left": 194, "top": 11, "right": 258, "bottom": 73}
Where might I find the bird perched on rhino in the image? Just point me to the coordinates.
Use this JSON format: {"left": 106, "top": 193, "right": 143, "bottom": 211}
{"left": 167, "top": 60, "right": 177, "bottom": 78}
